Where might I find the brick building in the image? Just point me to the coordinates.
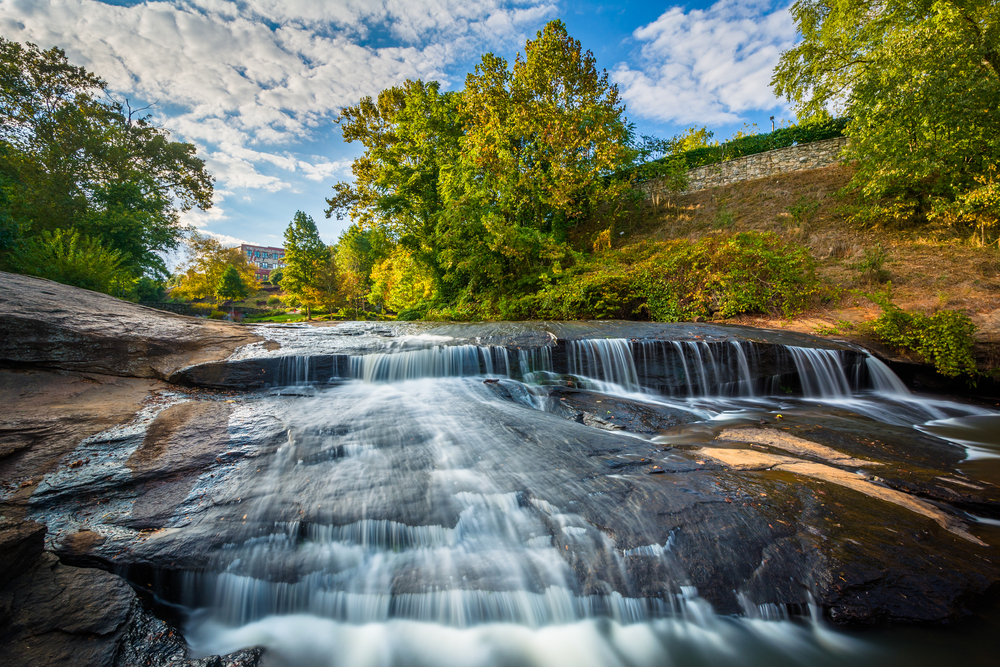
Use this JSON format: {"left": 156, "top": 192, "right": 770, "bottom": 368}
{"left": 240, "top": 244, "right": 286, "bottom": 282}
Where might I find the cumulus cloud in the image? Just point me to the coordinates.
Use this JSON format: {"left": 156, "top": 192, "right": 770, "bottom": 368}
{"left": 613, "top": 0, "right": 796, "bottom": 126}
{"left": 0, "top": 0, "right": 555, "bottom": 202}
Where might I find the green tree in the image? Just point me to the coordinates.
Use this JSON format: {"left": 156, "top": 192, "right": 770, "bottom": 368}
{"left": 327, "top": 80, "right": 462, "bottom": 292}
{"left": 281, "top": 211, "right": 330, "bottom": 320}
{"left": 216, "top": 265, "right": 251, "bottom": 313}
{"left": 772, "top": 0, "right": 1000, "bottom": 233}
{"left": 173, "top": 232, "right": 259, "bottom": 300}
{"left": 0, "top": 38, "right": 213, "bottom": 278}
{"left": 439, "top": 19, "right": 633, "bottom": 298}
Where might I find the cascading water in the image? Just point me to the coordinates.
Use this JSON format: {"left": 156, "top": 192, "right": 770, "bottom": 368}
{"left": 172, "top": 327, "right": 999, "bottom": 667}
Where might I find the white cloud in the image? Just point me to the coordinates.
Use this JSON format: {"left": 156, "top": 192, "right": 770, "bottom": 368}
{"left": 0, "top": 0, "right": 556, "bottom": 195}
{"left": 198, "top": 230, "right": 253, "bottom": 247}
{"left": 613, "top": 0, "right": 796, "bottom": 126}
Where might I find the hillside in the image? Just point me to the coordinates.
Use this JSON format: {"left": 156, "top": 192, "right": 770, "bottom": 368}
{"left": 586, "top": 164, "right": 1000, "bottom": 387}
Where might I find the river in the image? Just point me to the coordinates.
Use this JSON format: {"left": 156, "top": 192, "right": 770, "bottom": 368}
{"left": 104, "top": 323, "right": 1000, "bottom": 665}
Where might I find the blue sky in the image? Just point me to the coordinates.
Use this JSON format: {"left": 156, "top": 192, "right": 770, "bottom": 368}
{"left": 0, "top": 0, "right": 797, "bottom": 256}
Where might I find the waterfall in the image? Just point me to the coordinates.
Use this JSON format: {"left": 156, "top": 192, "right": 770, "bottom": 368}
{"left": 567, "top": 339, "right": 640, "bottom": 392}
{"left": 865, "top": 355, "right": 910, "bottom": 395}
{"left": 350, "top": 345, "right": 499, "bottom": 383}
{"left": 785, "top": 347, "right": 853, "bottom": 398}
{"left": 277, "top": 355, "right": 313, "bottom": 386}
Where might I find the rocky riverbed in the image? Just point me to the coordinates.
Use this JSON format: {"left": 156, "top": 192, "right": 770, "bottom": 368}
{"left": 2, "top": 271, "right": 1000, "bottom": 667}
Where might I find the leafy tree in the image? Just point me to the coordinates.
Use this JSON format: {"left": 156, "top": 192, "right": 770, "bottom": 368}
{"left": 268, "top": 267, "right": 283, "bottom": 285}
{"left": 772, "top": 0, "right": 1000, "bottom": 233}
{"left": 0, "top": 38, "right": 213, "bottom": 278}
{"left": 216, "top": 265, "right": 251, "bottom": 308}
{"left": 281, "top": 211, "right": 330, "bottom": 319}
{"left": 327, "top": 80, "right": 462, "bottom": 291}
{"left": 441, "top": 19, "right": 633, "bottom": 295}
{"left": 173, "top": 232, "right": 258, "bottom": 300}
{"left": 369, "top": 246, "right": 434, "bottom": 313}
{"left": 327, "top": 21, "right": 635, "bottom": 312}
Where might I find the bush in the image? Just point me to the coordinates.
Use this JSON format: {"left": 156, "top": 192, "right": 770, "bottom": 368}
{"left": 868, "top": 299, "right": 977, "bottom": 378}
{"left": 267, "top": 296, "right": 281, "bottom": 306}
{"left": 854, "top": 244, "right": 891, "bottom": 285}
{"left": 208, "top": 310, "right": 227, "bottom": 320}
{"left": 9, "top": 229, "right": 136, "bottom": 298}
{"left": 190, "top": 303, "right": 215, "bottom": 315}
{"left": 525, "top": 232, "right": 819, "bottom": 321}
{"left": 135, "top": 277, "right": 165, "bottom": 302}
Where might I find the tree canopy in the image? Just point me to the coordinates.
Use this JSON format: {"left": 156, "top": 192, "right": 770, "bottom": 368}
{"left": 216, "top": 264, "right": 250, "bottom": 304}
{"left": 326, "top": 20, "right": 638, "bottom": 314}
{"left": 281, "top": 211, "right": 331, "bottom": 319}
{"left": 772, "top": 0, "right": 1000, "bottom": 233}
{"left": 173, "top": 232, "right": 258, "bottom": 300}
{"left": 0, "top": 38, "right": 214, "bottom": 283}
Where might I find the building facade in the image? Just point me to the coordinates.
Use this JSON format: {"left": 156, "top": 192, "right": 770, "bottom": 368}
{"left": 240, "top": 244, "right": 286, "bottom": 282}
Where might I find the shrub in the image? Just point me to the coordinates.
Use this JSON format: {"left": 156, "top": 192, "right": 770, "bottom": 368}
{"left": 190, "top": 303, "right": 215, "bottom": 315}
{"left": 527, "top": 232, "right": 819, "bottom": 321}
{"left": 9, "top": 229, "right": 136, "bottom": 298}
{"left": 854, "top": 244, "right": 891, "bottom": 285}
{"left": 868, "top": 300, "right": 977, "bottom": 378}
{"left": 208, "top": 310, "right": 227, "bottom": 320}
{"left": 267, "top": 296, "right": 281, "bottom": 306}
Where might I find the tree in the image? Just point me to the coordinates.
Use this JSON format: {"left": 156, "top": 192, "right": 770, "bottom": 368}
{"left": 443, "top": 19, "right": 633, "bottom": 294}
{"left": 216, "top": 264, "right": 250, "bottom": 316}
{"left": 173, "top": 232, "right": 258, "bottom": 300}
{"left": 0, "top": 38, "right": 214, "bottom": 278}
{"left": 281, "top": 211, "right": 330, "bottom": 320}
{"left": 326, "top": 80, "right": 462, "bottom": 292}
{"left": 772, "top": 1, "right": 1000, "bottom": 233}
{"left": 326, "top": 20, "right": 636, "bottom": 312}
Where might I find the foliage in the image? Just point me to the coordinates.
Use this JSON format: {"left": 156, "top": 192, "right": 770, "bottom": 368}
{"left": 216, "top": 265, "right": 250, "bottom": 303}
{"left": 772, "top": 0, "right": 1000, "bottom": 230}
{"left": 327, "top": 20, "right": 636, "bottom": 307}
{"left": 268, "top": 267, "right": 283, "bottom": 285}
{"left": 267, "top": 296, "right": 281, "bottom": 306}
{"left": 854, "top": 244, "right": 892, "bottom": 285}
{"left": 635, "top": 117, "right": 847, "bottom": 175}
{"left": 369, "top": 246, "right": 434, "bottom": 313}
{"left": 0, "top": 38, "right": 213, "bottom": 280}
{"left": 172, "top": 232, "right": 258, "bottom": 300}
{"left": 281, "top": 211, "right": 331, "bottom": 319}
{"left": 135, "top": 277, "right": 165, "bottom": 302}
{"left": 448, "top": 232, "right": 820, "bottom": 322}
{"left": 8, "top": 228, "right": 135, "bottom": 297}
{"left": 867, "top": 296, "right": 978, "bottom": 378}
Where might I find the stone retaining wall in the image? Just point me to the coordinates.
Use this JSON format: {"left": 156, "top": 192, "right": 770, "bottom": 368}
{"left": 139, "top": 301, "right": 268, "bottom": 317}
{"left": 642, "top": 136, "right": 848, "bottom": 199}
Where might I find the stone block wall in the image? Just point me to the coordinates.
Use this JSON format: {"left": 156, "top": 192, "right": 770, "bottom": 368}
{"left": 641, "top": 136, "right": 848, "bottom": 199}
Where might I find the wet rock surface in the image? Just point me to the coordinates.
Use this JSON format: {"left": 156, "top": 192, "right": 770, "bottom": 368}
{"left": 0, "top": 272, "right": 259, "bottom": 379}
{"left": 2, "top": 288, "right": 1000, "bottom": 664}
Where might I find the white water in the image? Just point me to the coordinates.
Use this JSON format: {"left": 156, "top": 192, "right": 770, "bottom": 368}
{"left": 182, "top": 332, "right": 999, "bottom": 665}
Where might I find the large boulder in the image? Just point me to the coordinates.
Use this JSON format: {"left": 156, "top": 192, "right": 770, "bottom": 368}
{"left": 0, "top": 272, "right": 259, "bottom": 379}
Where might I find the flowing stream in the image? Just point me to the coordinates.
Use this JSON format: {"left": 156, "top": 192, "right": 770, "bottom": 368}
{"left": 175, "top": 326, "right": 1000, "bottom": 667}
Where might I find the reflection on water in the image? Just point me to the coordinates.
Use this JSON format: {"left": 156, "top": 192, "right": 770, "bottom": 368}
{"left": 919, "top": 415, "right": 1000, "bottom": 459}
{"left": 182, "top": 330, "right": 1000, "bottom": 666}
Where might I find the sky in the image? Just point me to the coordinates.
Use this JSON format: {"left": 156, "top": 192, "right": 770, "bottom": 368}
{"left": 0, "top": 0, "right": 798, "bottom": 255}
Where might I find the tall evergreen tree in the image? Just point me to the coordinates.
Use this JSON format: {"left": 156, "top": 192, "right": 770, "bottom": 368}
{"left": 281, "top": 211, "right": 330, "bottom": 320}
